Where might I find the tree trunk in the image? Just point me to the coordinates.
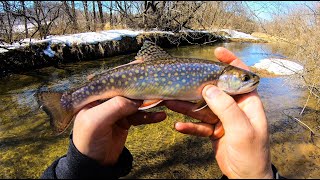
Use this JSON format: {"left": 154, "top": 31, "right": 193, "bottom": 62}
{"left": 2, "top": 1, "right": 13, "bottom": 43}
{"left": 97, "top": 1, "right": 104, "bottom": 29}
{"left": 82, "top": 1, "right": 90, "bottom": 31}
{"left": 109, "top": 1, "right": 113, "bottom": 27}
{"left": 92, "top": 1, "right": 97, "bottom": 30}
{"left": 71, "top": 1, "right": 78, "bottom": 30}
{"left": 20, "top": 1, "right": 28, "bottom": 38}
{"left": 63, "top": 1, "right": 78, "bottom": 31}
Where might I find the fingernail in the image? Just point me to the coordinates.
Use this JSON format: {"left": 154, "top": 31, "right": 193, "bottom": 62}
{"left": 205, "top": 86, "right": 221, "bottom": 99}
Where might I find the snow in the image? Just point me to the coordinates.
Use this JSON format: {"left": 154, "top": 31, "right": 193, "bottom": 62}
{"left": 43, "top": 44, "right": 55, "bottom": 57}
{"left": 12, "top": 23, "right": 35, "bottom": 33}
{"left": 218, "top": 29, "right": 259, "bottom": 39}
{"left": 253, "top": 58, "right": 304, "bottom": 75}
{"left": 0, "top": 48, "right": 8, "bottom": 53}
{"left": 0, "top": 28, "right": 260, "bottom": 54}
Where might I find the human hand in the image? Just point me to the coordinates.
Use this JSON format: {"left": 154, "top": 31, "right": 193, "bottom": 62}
{"left": 72, "top": 96, "right": 166, "bottom": 166}
{"left": 164, "top": 47, "right": 273, "bottom": 178}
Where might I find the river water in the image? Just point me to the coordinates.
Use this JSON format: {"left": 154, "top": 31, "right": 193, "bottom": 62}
{"left": 0, "top": 42, "right": 319, "bottom": 178}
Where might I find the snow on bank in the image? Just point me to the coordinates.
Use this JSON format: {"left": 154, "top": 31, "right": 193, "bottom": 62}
{"left": 0, "top": 28, "right": 259, "bottom": 56}
{"left": 253, "top": 58, "right": 304, "bottom": 75}
{"left": 218, "top": 29, "right": 259, "bottom": 39}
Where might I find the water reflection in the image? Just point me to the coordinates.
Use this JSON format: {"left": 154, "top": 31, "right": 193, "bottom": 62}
{"left": 0, "top": 42, "right": 318, "bottom": 178}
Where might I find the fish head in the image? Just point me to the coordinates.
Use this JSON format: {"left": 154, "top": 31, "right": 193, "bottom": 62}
{"left": 217, "top": 66, "right": 260, "bottom": 95}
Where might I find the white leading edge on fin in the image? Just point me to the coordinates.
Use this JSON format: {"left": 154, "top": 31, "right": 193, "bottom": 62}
{"left": 138, "top": 100, "right": 163, "bottom": 110}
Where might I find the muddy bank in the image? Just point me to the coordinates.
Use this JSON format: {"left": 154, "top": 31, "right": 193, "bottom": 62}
{"left": 0, "top": 32, "right": 226, "bottom": 78}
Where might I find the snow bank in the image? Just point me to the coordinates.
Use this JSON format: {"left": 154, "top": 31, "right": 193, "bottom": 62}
{"left": 253, "top": 58, "right": 304, "bottom": 75}
{"left": 0, "top": 48, "right": 8, "bottom": 53}
{"left": 218, "top": 29, "right": 259, "bottom": 39}
{"left": 0, "top": 28, "right": 258, "bottom": 54}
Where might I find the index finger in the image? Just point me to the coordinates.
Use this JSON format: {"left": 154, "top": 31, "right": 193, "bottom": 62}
{"left": 214, "top": 47, "right": 250, "bottom": 71}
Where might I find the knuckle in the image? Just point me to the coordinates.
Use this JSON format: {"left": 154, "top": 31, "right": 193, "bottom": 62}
{"left": 113, "top": 96, "right": 129, "bottom": 110}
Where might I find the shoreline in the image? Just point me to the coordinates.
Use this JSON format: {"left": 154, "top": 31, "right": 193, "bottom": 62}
{"left": 0, "top": 30, "right": 266, "bottom": 78}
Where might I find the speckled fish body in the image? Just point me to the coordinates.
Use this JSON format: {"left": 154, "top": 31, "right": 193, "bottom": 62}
{"left": 37, "top": 41, "right": 260, "bottom": 134}
{"left": 63, "top": 58, "right": 228, "bottom": 110}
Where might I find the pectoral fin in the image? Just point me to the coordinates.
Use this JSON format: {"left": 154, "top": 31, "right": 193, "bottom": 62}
{"left": 192, "top": 99, "right": 208, "bottom": 112}
{"left": 138, "top": 99, "right": 163, "bottom": 110}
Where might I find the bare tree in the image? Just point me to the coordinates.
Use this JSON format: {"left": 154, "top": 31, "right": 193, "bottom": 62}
{"left": 20, "top": 0, "right": 28, "bottom": 38}
{"left": 92, "top": 1, "right": 97, "bottom": 30}
{"left": 109, "top": 1, "right": 113, "bottom": 27}
{"left": 0, "top": 1, "right": 16, "bottom": 43}
{"left": 8, "top": 1, "right": 62, "bottom": 39}
{"left": 62, "top": 1, "right": 78, "bottom": 31}
{"left": 97, "top": 1, "right": 104, "bottom": 29}
{"left": 82, "top": 1, "right": 90, "bottom": 31}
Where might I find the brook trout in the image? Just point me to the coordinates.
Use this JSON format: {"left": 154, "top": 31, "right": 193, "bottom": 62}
{"left": 37, "top": 41, "right": 260, "bottom": 134}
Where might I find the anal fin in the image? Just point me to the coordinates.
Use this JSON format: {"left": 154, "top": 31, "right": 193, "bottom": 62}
{"left": 138, "top": 99, "right": 163, "bottom": 110}
{"left": 192, "top": 99, "right": 208, "bottom": 112}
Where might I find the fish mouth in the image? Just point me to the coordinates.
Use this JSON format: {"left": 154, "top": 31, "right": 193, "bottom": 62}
{"left": 252, "top": 80, "right": 259, "bottom": 87}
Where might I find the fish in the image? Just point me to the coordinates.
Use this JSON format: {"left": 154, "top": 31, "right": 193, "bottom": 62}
{"left": 37, "top": 41, "right": 260, "bottom": 134}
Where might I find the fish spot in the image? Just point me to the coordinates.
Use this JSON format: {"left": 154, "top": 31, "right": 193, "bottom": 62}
{"left": 134, "top": 77, "right": 137, "bottom": 81}
{"left": 90, "top": 86, "right": 95, "bottom": 90}
{"left": 102, "top": 80, "right": 106, "bottom": 84}
{"left": 168, "top": 81, "right": 172, "bottom": 85}
{"left": 142, "top": 82, "right": 146, "bottom": 86}
{"left": 110, "top": 78, "right": 114, "bottom": 83}
{"left": 154, "top": 74, "right": 158, "bottom": 77}
{"left": 139, "top": 76, "right": 144, "bottom": 79}
{"left": 161, "top": 78, "right": 166, "bottom": 82}
{"left": 129, "top": 73, "right": 133, "bottom": 76}
{"left": 176, "top": 84, "right": 180, "bottom": 88}
{"left": 174, "top": 72, "right": 178, "bottom": 76}
{"left": 122, "top": 74, "right": 126, "bottom": 78}
{"left": 111, "top": 86, "right": 115, "bottom": 90}
{"left": 125, "top": 81, "right": 128, "bottom": 85}
{"left": 86, "top": 91, "right": 90, "bottom": 95}
{"left": 182, "top": 79, "right": 186, "bottom": 83}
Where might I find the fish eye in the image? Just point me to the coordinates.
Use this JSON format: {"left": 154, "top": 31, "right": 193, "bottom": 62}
{"left": 241, "top": 75, "right": 250, "bottom": 81}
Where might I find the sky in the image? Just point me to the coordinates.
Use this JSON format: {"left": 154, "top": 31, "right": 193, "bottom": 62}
{"left": 245, "top": 1, "right": 317, "bottom": 21}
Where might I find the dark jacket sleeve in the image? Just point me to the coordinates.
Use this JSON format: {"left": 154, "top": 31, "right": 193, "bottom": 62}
{"left": 41, "top": 139, "right": 133, "bottom": 179}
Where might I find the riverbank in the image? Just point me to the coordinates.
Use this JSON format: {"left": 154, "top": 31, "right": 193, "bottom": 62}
{"left": 0, "top": 29, "right": 267, "bottom": 78}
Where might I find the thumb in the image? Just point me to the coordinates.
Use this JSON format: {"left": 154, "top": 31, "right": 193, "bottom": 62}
{"left": 88, "top": 96, "right": 142, "bottom": 125}
{"left": 202, "top": 85, "right": 251, "bottom": 134}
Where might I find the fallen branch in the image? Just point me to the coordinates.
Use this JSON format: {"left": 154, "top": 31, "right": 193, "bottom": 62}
{"left": 282, "top": 111, "right": 319, "bottom": 146}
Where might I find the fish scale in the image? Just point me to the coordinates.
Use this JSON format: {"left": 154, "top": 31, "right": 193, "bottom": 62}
{"left": 37, "top": 41, "right": 260, "bottom": 134}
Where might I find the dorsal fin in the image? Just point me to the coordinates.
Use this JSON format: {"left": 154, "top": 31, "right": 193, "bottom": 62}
{"left": 135, "top": 41, "right": 172, "bottom": 61}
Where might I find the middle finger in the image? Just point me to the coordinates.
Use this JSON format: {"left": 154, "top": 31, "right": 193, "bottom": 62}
{"left": 164, "top": 100, "right": 219, "bottom": 124}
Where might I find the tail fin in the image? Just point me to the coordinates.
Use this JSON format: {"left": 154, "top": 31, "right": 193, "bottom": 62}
{"left": 36, "top": 92, "right": 74, "bottom": 135}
